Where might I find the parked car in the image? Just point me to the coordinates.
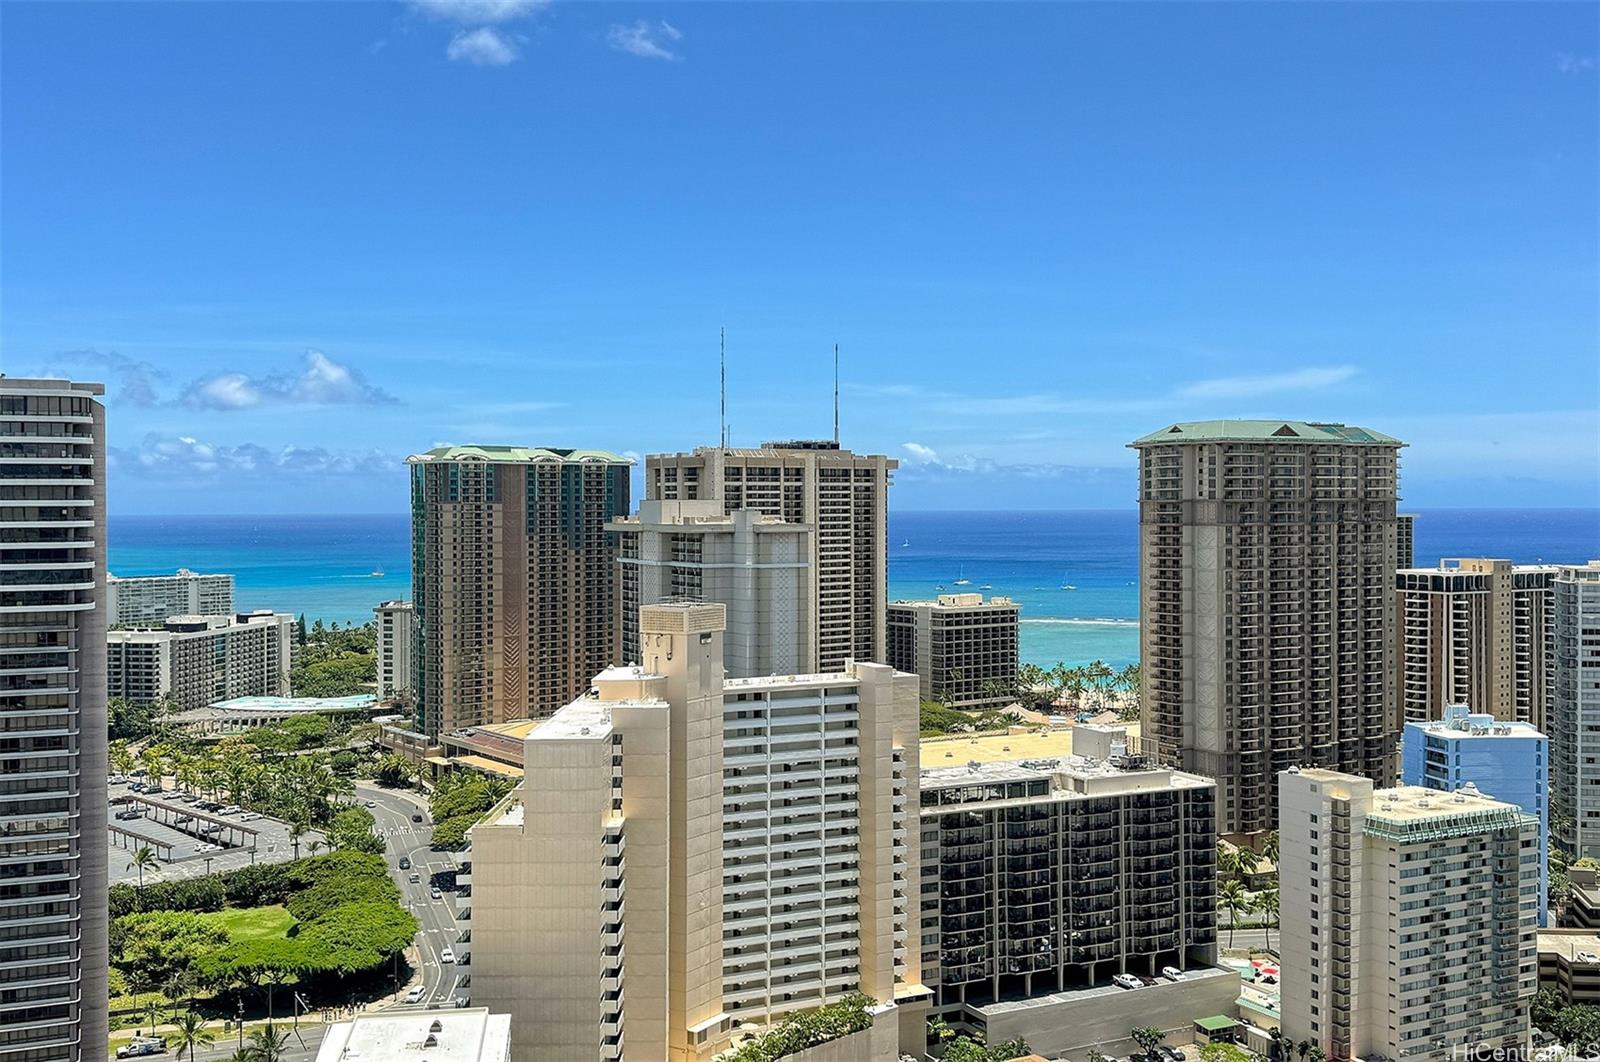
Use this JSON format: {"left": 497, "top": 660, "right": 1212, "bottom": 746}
{"left": 174, "top": 815, "right": 192, "bottom": 825}
{"left": 454, "top": 996, "right": 469, "bottom": 1008}
{"left": 440, "top": 948, "right": 455, "bottom": 964}
{"left": 129, "top": 782, "right": 146, "bottom": 793}
{"left": 240, "top": 812, "right": 262, "bottom": 822}
{"left": 1159, "top": 1045, "right": 1184, "bottom": 1062}
{"left": 116, "top": 1038, "right": 167, "bottom": 1058}
{"left": 1161, "top": 966, "right": 1183, "bottom": 982}
{"left": 405, "top": 986, "right": 426, "bottom": 1004}
{"left": 109, "top": 774, "right": 127, "bottom": 784}
{"left": 1137, "top": 975, "right": 1158, "bottom": 987}
{"left": 1112, "top": 973, "right": 1142, "bottom": 990}
{"left": 219, "top": 805, "right": 241, "bottom": 815}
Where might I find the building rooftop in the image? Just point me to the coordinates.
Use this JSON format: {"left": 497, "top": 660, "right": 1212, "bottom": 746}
{"left": 1405, "top": 705, "right": 1545, "bottom": 741}
{"left": 1537, "top": 930, "right": 1600, "bottom": 965}
{"left": 1129, "top": 420, "right": 1402, "bottom": 447}
{"left": 210, "top": 694, "right": 376, "bottom": 712}
{"left": 312, "top": 1008, "right": 511, "bottom": 1062}
{"left": 406, "top": 444, "right": 631, "bottom": 464}
{"left": 920, "top": 724, "right": 1142, "bottom": 768}
{"left": 892, "top": 593, "right": 1019, "bottom": 610}
{"left": 921, "top": 750, "right": 1212, "bottom": 794}
{"left": 109, "top": 568, "right": 229, "bottom": 581}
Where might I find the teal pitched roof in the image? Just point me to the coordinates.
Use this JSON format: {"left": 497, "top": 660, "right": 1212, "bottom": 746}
{"left": 407, "top": 445, "right": 633, "bottom": 464}
{"left": 1129, "top": 420, "right": 1402, "bottom": 447}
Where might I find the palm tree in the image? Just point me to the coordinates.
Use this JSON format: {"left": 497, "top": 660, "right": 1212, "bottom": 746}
{"left": 287, "top": 817, "right": 307, "bottom": 860}
{"left": 140, "top": 747, "right": 164, "bottom": 787}
{"left": 1218, "top": 879, "right": 1253, "bottom": 949}
{"left": 111, "top": 743, "right": 138, "bottom": 778}
{"left": 1216, "top": 842, "right": 1241, "bottom": 881}
{"left": 1262, "top": 829, "right": 1280, "bottom": 866}
{"left": 141, "top": 998, "right": 164, "bottom": 1038}
{"left": 247, "top": 1023, "right": 292, "bottom": 1062}
{"left": 173, "top": 1010, "right": 215, "bottom": 1062}
{"left": 1258, "top": 887, "right": 1280, "bottom": 951}
{"left": 1297, "top": 1039, "right": 1313, "bottom": 1062}
{"left": 1235, "top": 845, "right": 1260, "bottom": 880}
{"left": 306, "top": 839, "right": 323, "bottom": 857}
{"left": 126, "top": 847, "right": 158, "bottom": 907}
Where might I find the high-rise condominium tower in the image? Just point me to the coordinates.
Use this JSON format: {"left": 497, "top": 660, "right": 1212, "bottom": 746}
{"left": 373, "top": 600, "right": 415, "bottom": 700}
{"left": 645, "top": 442, "right": 895, "bottom": 671}
{"left": 887, "top": 593, "right": 1020, "bottom": 709}
{"left": 469, "top": 603, "right": 925, "bottom": 1060}
{"left": 1395, "top": 558, "right": 1556, "bottom": 727}
{"left": 106, "top": 568, "right": 233, "bottom": 625}
{"left": 1279, "top": 769, "right": 1537, "bottom": 1062}
{"left": 1130, "top": 420, "right": 1402, "bottom": 836}
{"left": 607, "top": 500, "right": 814, "bottom": 677}
{"left": 407, "top": 446, "right": 631, "bottom": 735}
{"left": 1396, "top": 512, "right": 1417, "bottom": 569}
{"left": 0, "top": 378, "right": 108, "bottom": 1061}
{"left": 1552, "top": 561, "right": 1600, "bottom": 857}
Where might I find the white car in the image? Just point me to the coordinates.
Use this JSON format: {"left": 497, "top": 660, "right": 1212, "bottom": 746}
{"left": 109, "top": 774, "right": 127, "bottom": 784}
{"left": 219, "top": 805, "right": 241, "bottom": 815}
{"left": 240, "top": 812, "right": 262, "bottom": 822}
{"left": 1161, "top": 965, "right": 1183, "bottom": 982}
{"left": 1112, "top": 973, "right": 1142, "bottom": 990}
{"left": 405, "top": 986, "right": 426, "bottom": 1004}
{"left": 440, "top": 948, "right": 455, "bottom": 964}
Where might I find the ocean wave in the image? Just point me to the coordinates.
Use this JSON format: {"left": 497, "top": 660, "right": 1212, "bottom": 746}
{"left": 1020, "top": 617, "right": 1140, "bottom": 628}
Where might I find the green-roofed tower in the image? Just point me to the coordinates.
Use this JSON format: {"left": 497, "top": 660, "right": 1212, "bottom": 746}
{"left": 1129, "top": 419, "right": 1405, "bottom": 836}
{"left": 406, "top": 444, "right": 633, "bottom": 734}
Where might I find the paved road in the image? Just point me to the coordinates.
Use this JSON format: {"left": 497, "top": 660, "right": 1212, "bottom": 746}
{"left": 354, "top": 781, "right": 471, "bottom": 1012}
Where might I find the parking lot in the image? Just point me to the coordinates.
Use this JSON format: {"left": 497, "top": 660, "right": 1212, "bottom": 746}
{"left": 108, "top": 778, "right": 327, "bottom": 884}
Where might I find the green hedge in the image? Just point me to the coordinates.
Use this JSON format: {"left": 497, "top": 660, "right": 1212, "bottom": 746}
{"left": 111, "top": 851, "right": 392, "bottom": 919}
{"left": 720, "top": 994, "right": 875, "bottom": 1062}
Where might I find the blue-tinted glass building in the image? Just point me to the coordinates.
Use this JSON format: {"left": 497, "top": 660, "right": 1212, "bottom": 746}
{"left": 1402, "top": 703, "right": 1549, "bottom": 925}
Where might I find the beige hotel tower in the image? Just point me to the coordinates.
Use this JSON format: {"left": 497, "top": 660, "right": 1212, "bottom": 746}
{"left": 468, "top": 602, "right": 926, "bottom": 1060}
{"left": 1130, "top": 420, "right": 1402, "bottom": 836}
{"left": 645, "top": 441, "right": 895, "bottom": 670}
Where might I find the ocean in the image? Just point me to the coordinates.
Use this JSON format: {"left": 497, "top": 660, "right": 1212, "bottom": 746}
{"left": 107, "top": 509, "right": 1600, "bottom": 668}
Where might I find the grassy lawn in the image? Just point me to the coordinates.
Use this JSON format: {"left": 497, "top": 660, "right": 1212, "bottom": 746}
{"left": 198, "top": 904, "right": 295, "bottom": 941}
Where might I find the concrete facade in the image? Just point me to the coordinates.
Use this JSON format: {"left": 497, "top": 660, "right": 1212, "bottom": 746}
{"left": 609, "top": 500, "right": 813, "bottom": 677}
{"left": 374, "top": 599, "right": 414, "bottom": 700}
{"left": 1130, "top": 420, "right": 1402, "bottom": 836}
{"left": 1395, "top": 559, "right": 1557, "bottom": 728}
{"left": 1279, "top": 769, "right": 1538, "bottom": 1062}
{"left": 106, "top": 568, "right": 232, "bottom": 626}
{"left": 887, "top": 593, "right": 1020, "bottom": 709}
{"left": 0, "top": 377, "right": 109, "bottom": 1061}
{"left": 919, "top": 731, "right": 1217, "bottom": 1023}
{"left": 1400, "top": 704, "right": 1549, "bottom": 925}
{"left": 645, "top": 442, "right": 895, "bottom": 672}
{"left": 1397, "top": 513, "right": 1416, "bottom": 570}
{"left": 469, "top": 603, "right": 926, "bottom": 1060}
{"left": 408, "top": 445, "right": 631, "bottom": 735}
{"left": 1552, "top": 562, "right": 1600, "bottom": 858}
{"left": 105, "top": 610, "right": 294, "bottom": 710}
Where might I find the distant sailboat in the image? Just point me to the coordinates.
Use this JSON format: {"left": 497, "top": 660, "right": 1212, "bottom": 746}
{"left": 953, "top": 564, "right": 971, "bottom": 586}
{"left": 979, "top": 583, "right": 992, "bottom": 590}
{"left": 900, "top": 539, "right": 910, "bottom": 548}
{"left": 370, "top": 567, "right": 385, "bottom": 578}
{"left": 1060, "top": 570, "right": 1076, "bottom": 591}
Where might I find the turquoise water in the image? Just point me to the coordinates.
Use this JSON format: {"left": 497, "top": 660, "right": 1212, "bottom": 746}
{"left": 108, "top": 509, "right": 1599, "bottom": 668}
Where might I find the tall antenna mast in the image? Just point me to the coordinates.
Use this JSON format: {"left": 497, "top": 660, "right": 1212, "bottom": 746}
{"left": 720, "top": 327, "right": 727, "bottom": 448}
{"left": 833, "top": 342, "right": 840, "bottom": 445}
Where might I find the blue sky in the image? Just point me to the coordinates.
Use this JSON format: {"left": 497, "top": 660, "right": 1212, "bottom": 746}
{"left": 3, "top": 1, "right": 1596, "bottom": 514}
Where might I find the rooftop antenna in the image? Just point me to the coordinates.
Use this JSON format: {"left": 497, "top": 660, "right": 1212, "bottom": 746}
{"left": 832, "top": 342, "right": 839, "bottom": 445}
{"left": 720, "top": 327, "right": 727, "bottom": 448}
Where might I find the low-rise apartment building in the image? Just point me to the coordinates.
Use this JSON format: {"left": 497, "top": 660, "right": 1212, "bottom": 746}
{"left": 1279, "top": 769, "right": 1539, "bottom": 1062}
{"left": 106, "top": 610, "right": 294, "bottom": 710}
{"left": 888, "top": 593, "right": 1020, "bottom": 709}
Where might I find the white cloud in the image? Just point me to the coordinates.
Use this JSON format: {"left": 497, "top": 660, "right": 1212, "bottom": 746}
{"left": 181, "top": 350, "right": 397, "bottom": 410}
{"left": 607, "top": 19, "right": 683, "bottom": 61}
{"left": 446, "top": 26, "right": 520, "bottom": 66}
{"left": 1176, "top": 365, "right": 1358, "bottom": 401}
{"left": 111, "top": 433, "right": 398, "bottom": 480}
{"left": 410, "top": 0, "right": 546, "bottom": 23}
{"left": 901, "top": 442, "right": 941, "bottom": 465}
{"left": 1556, "top": 52, "right": 1597, "bottom": 75}
{"left": 49, "top": 350, "right": 165, "bottom": 406}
